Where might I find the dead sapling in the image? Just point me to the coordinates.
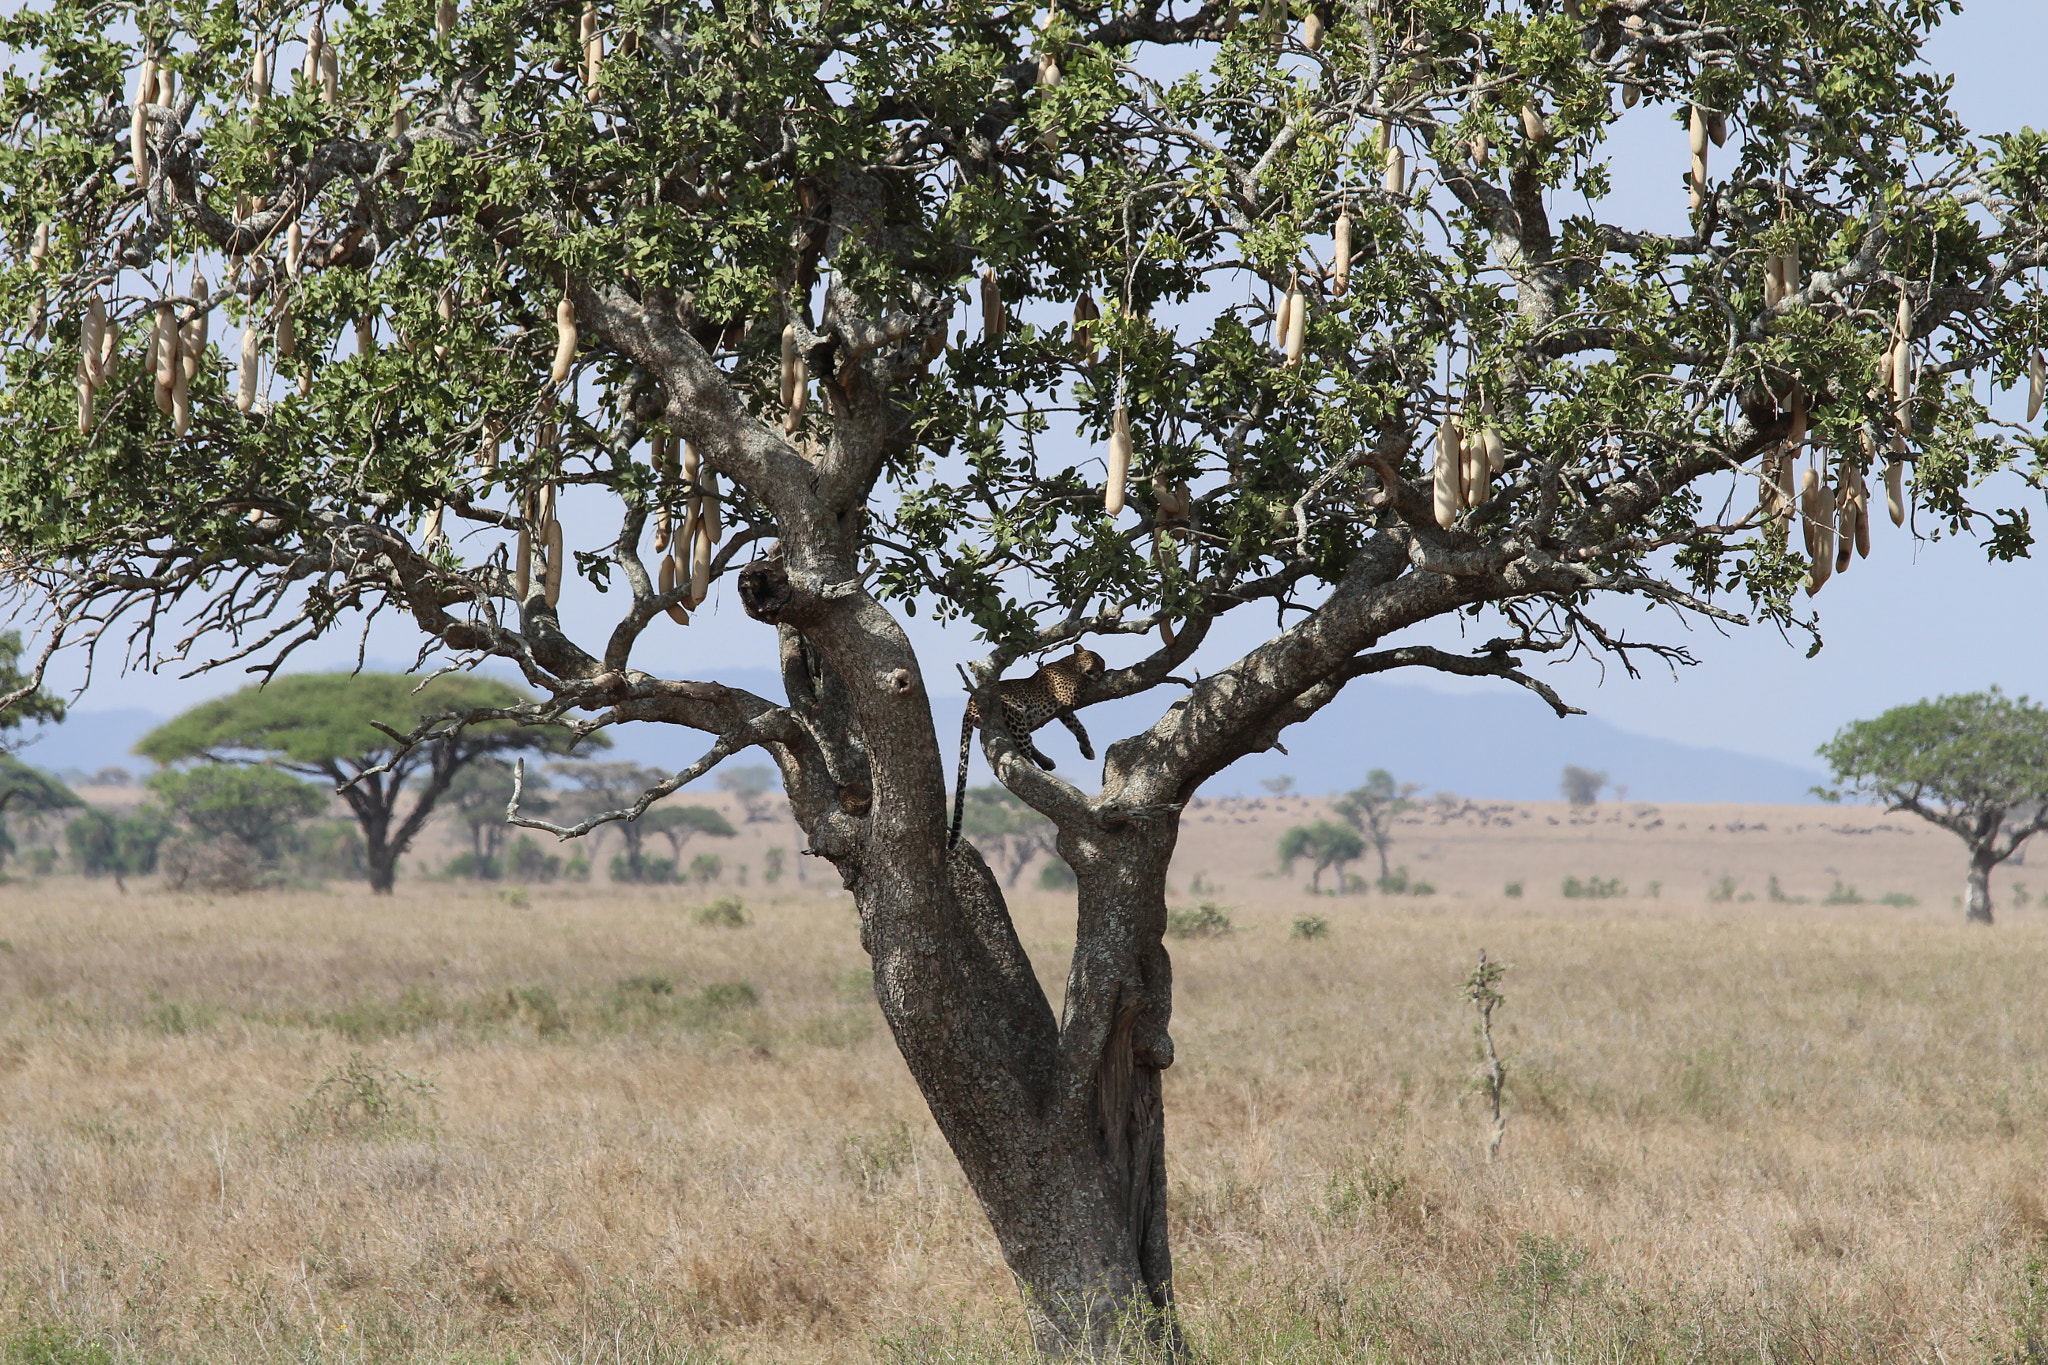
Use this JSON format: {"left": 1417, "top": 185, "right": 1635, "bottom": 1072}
{"left": 1463, "top": 948, "right": 1509, "bottom": 1161}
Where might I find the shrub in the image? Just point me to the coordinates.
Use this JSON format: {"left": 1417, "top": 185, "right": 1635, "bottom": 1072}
{"left": 563, "top": 853, "right": 590, "bottom": 882}
{"left": 1879, "top": 891, "right": 1921, "bottom": 907}
{"left": 298, "top": 820, "right": 368, "bottom": 880}
{"left": 1708, "top": 875, "right": 1738, "bottom": 903}
{"left": 1166, "top": 903, "right": 1232, "bottom": 938}
{"left": 763, "top": 847, "right": 786, "bottom": 883}
{"left": 694, "top": 896, "right": 749, "bottom": 928}
{"left": 506, "top": 985, "right": 569, "bottom": 1036}
{"left": 1504, "top": 880, "right": 1524, "bottom": 898}
{"left": 1766, "top": 874, "right": 1807, "bottom": 904}
{"left": 688, "top": 853, "right": 724, "bottom": 884}
{"left": 443, "top": 851, "right": 502, "bottom": 880}
{"left": 1037, "top": 857, "right": 1076, "bottom": 890}
{"left": 699, "top": 981, "right": 758, "bottom": 1011}
{"left": 1291, "top": 914, "right": 1330, "bottom": 940}
{"left": 67, "top": 807, "right": 170, "bottom": 884}
{"left": 292, "top": 1053, "right": 440, "bottom": 1138}
{"left": 159, "top": 834, "right": 265, "bottom": 893}
{"left": 146, "top": 764, "right": 324, "bottom": 860}
{"left": 1560, "top": 765, "right": 1608, "bottom": 806}
{"left": 611, "top": 853, "right": 679, "bottom": 884}
{"left": 507, "top": 835, "right": 561, "bottom": 882}
{"left": 1562, "top": 875, "right": 1626, "bottom": 899}
{"left": 1823, "top": 881, "right": 1865, "bottom": 905}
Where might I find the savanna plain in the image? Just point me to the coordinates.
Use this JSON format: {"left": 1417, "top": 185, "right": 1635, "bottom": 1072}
{"left": 3, "top": 794, "right": 2046, "bottom": 1364}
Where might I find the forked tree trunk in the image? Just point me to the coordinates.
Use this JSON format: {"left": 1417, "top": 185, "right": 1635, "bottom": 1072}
{"left": 763, "top": 605, "right": 1186, "bottom": 1356}
{"left": 859, "top": 821, "right": 1182, "bottom": 1355}
{"left": 1966, "top": 848, "right": 1996, "bottom": 924}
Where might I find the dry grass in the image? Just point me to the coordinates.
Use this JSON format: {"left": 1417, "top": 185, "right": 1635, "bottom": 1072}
{"left": 3, "top": 811, "right": 2047, "bottom": 1363}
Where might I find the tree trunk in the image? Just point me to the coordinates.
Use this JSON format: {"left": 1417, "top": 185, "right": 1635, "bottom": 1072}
{"left": 1966, "top": 848, "right": 1996, "bottom": 924}
{"left": 331, "top": 767, "right": 400, "bottom": 896}
{"left": 865, "top": 824, "right": 1181, "bottom": 1356}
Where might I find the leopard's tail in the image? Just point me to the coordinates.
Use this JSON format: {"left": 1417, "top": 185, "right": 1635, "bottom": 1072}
{"left": 949, "top": 707, "right": 973, "bottom": 848}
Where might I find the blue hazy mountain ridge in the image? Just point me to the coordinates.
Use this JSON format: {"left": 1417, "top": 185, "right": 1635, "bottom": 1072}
{"left": 21, "top": 670, "right": 1824, "bottom": 804}
{"left": 591, "top": 669, "right": 1826, "bottom": 804}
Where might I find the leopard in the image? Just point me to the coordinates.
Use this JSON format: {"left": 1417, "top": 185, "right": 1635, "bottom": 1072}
{"left": 949, "top": 647, "right": 1107, "bottom": 849}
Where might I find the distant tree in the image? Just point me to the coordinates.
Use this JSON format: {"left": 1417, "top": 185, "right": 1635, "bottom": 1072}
{"left": 551, "top": 762, "right": 682, "bottom": 883}
{"left": 1817, "top": 690, "right": 2048, "bottom": 925}
{"left": 1278, "top": 821, "right": 1366, "bottom": 894}
{"left": 66, "top": 807, "right": 171, "bottom": 890}
{"left": 1259, "top": 775, "right": 1296, "bottom": 799}
{"left": 1332, "top": 769, "right": 1422, "bottom": 882}
{"left": 0, "top": 631, "right": 66, "bottom": 748}
{"left": 1560, "top": 766, "right": 1608, "bottom": 807}
{"left": 643, "top": 805, "right": 738, "bottom": 864}
{"left": 147, "top": 765, "right": 326, "bottom": 858}
{"left": 716, "top": 765, "right": 779, "bottom": 822}
{"left": 958, "top": 786, "right": 1057, "bottom": 887}
{"left": 136, "top": 673, "right": 595, "bottom": 893}
{"left": 443, "top": 758, "right": 558, "bottom": 877}
{"left": 0, "top": 755, "right": 79, "bottom": 870}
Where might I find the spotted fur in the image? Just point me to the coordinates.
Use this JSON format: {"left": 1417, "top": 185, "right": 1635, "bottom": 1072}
{"left": 949, "top": 648, "right": 1106, "bottom": 848}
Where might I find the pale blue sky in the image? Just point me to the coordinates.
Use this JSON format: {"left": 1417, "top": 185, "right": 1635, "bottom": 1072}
{"left": 27, "top": 0, "right": 2048, "bottom": 776}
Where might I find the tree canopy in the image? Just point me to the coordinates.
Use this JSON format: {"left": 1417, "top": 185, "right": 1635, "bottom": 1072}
{"left": 2, "top": 0, "right": 2045, "bottom": 1347}
{"left": 137, "top": 671, "right": 595, "bottom": 890}
{"left": 1817, "top": 689, "right": 2048, "bottom": 923}
{"left": 0, "top": 632, "right": 65, "bottom": 746}
{"left": 135, "top": 672, "right": 568, "bottom": 766}
{"left": 146, "top": 763, "right": 325, "bottom": 856}
{"left": 1278, "top": 818, "right": 1365, "bottom": 893}
{"left": 1331, "top": 767, "right": 1419, "bottom": 880}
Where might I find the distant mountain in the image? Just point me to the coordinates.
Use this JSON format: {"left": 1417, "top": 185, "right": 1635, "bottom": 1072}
{"left": 15, "top": 669, "right": 1823, "bottom": 805}
{"left": 1063, "top": 676, "right": 1827, "bottom": 804}
{"left": 14, "top": 707, "right": 165, "bottom": 782}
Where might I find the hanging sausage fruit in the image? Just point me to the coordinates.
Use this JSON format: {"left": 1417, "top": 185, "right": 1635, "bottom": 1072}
{"left": 1433, "top": 410, "right": 1464, "bottom": 529}
{"left": 1105, "top": 400, "right": 1132, "bottom": 515}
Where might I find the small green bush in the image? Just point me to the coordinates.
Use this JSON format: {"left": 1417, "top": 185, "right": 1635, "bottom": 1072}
{"left": 507, "top": 835, "right": 561, "bottom": 882}
{"left": 1291, "top": 913, "right": 1330, "bottom": 940}
{"left": 1038, "top": 857, "right": 1076, "bottom": 890}
{"left": 693, "top": 896, "right": 749, "bottom": 928}
{"left": 1708, "top": 875, "right": 1738, "bottom": 903}
{"left": 1166, "top": 902, "right": 1233, "bottom": 938}
{"left": 698, "top": 981, "right": 758, "bottom": 1011}
{"left": 611, "top": 853, "right": 680, "bottom": 884}
{"left": 3, "top": 1323, "right": 116, "bottom": 1365}
{"left": 1879, "top": 890, "right": 1920, "bottom": 907}
{"left": 1377, "top": 865, "right": 1432, "bottom": 895}
{"left": 1823, "top": 880, "right": 1864, "bottom": 905}
{"left": 443, "top": 851, "right": 502, "bottom": 880}
{"left": 292, "top": 1053, "right": 440, "bottom": 1138}
{"left": 1562, "top": 875, "right": 1625, "bottom": 899}
{"left": 1504, "top": 880, "right": 1524, "bottom": 898}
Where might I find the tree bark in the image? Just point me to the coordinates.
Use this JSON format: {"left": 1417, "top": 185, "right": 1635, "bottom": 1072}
{"left": 1966, "top": 847, "right": 1997, "bottom": 924}
{"left": 862, "top": 825, "right": 1181, "bottom": 1355}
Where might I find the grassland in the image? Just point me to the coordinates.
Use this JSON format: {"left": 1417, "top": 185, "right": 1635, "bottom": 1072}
{"left": 2, "top": 802, "right": 2046, "bottom": 1363}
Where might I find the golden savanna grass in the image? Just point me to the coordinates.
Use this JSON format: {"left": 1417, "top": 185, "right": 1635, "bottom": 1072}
{"left": 2, "top": 800, "right": 2047, "bottom": 1363}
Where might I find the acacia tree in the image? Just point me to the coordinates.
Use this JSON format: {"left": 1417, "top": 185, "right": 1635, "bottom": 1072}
{"left": 1332, "top": 767, "right": 1420, "bottom": 881}
{"left": 1817, "top": 690, "right": 2048, "bottom": 925}
{"left": 1278, "top": 818, "right": 1364, "bottom": 892}
{"left": 135, "top": 672, "right": 589, "bottom": 891}
{"left": 1, "top": 0, "right": 2046, "bottom": 1349}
